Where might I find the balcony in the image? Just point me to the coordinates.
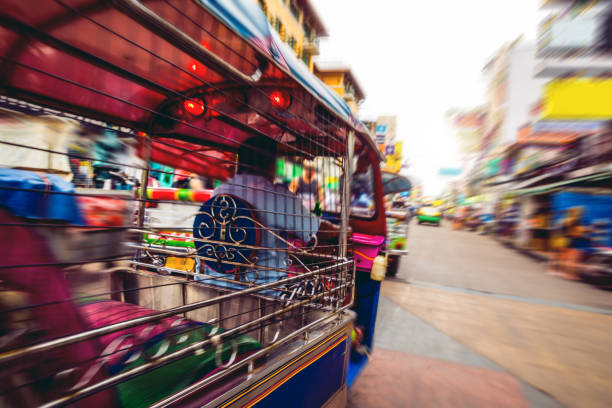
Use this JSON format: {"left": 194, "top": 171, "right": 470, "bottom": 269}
{"left": 344, "top": 85, "right": 355, "bottom": 98}
{"left": 302, "top": 36, "right": 320, "bottom": 55}
{"left": 535, "top": 55, "right": 612, "bottom": 77}
{"left": 535, "top": 4, "right": 612, "bottom": 76}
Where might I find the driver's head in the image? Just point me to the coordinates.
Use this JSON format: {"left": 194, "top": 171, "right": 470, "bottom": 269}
{"left": 237, "top": 136, "right": 278, "bottom": 180}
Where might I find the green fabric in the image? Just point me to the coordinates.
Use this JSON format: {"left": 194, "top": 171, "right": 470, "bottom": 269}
{"left": 143, "top": 234, "right": 196, "bottom": 248}
{"left": 116, "top": 325, "right": 261, "bottom": 408}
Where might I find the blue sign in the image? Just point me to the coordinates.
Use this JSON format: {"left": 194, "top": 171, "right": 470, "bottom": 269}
{"left": 438, "top": 167, "right": 462, "bottom": 176}
{"left": 376, "top": 124, "right": 387, "bottom": 134}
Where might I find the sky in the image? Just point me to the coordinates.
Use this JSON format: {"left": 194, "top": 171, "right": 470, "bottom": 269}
{"left": 311, "top": 0, "right": 543, "bottom": 196}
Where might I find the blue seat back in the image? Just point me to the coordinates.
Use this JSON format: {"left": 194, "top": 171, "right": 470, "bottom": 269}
{"left": 193, "top": 195, "right": 260, "bottom": 273}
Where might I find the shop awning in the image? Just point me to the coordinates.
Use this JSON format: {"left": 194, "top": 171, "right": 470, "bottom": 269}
{"left": 462, "top": 195, "right": 484, "bottom": 205}
{"left": 382, "top": 172, "right": 412, "bottom": 195}
{"left": 509, "top": 173, "right": 556, "bottom": 191}
{"left": 508, "top": 171, "right": 612, "bottom": 196}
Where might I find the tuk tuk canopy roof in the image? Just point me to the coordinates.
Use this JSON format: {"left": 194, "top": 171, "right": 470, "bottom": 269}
{"left": 200, "top": 0, "right": 355, "bottom": 125}
{"left": 0, "top": 0, "right": 382, "bottom": 178}
{"left": 382, "top": 172, "right": 413, "bottom": 196}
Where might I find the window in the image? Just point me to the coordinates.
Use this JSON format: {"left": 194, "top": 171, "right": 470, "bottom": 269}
{"left": 275, "top": 154, "right": 377, "bottom": 218}
{"left": 304, "top": 24, "right": 313, "bottom": 41}
{"left": 287, "top": 36, "right": 296, "bottom": 49}
{"left": 345, "top": 83, "right": 355, "bottom": 95}
{"left": 289, "top": 1, "right": 300, "bottom": 20}
{"left": 279, "top": 22, "right": 285, "bottom": 41}
{"left": 276, "top": 156, "right": 343, "bottom": 214}
{"left": 350, "top": 159, "right": 376, "bottom": 218}
{"left": 258, "top": 0, "right": 267, "bottom": 15}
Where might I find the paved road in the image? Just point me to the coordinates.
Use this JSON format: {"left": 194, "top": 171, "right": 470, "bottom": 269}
{"left": 399, "top": 221, "right": 612, "bottom": 311}
{"left": 348, "top": 222, "right": 612, "bottom": 408}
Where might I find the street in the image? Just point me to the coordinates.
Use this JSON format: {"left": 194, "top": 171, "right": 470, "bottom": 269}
{"left": 348, "top": 221, "right": 612, "bottom": 408}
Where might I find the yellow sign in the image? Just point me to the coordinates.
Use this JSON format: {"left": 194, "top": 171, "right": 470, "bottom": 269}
{"left": 165, "top": 257, "right": 195, "bottom": 272}
{"left": 543, "top": 79, "right": 612, "bottom": 119}
{"left": 382, "top": 141, "right": 402, "bottom": 173}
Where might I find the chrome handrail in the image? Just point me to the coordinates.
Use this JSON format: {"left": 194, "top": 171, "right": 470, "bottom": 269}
{"left": 0, "top": 260, "right": 352, "bottom": 365}
{"left": 38, "top": 283, "right": 351, "bottom": 408}
{"left": 151, "top": 305, "right": 352, "bottom": 408}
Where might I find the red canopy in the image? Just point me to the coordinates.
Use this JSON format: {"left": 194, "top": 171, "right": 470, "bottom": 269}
{"left": 0, "top": 0, "right": 381, "bottom": 178}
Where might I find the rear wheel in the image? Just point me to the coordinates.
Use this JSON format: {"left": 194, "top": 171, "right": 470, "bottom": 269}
{"left": 387, "top": 255, "right": 400, "bottom": 278}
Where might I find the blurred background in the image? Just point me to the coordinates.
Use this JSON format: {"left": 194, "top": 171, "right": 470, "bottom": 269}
{"left": 0, "top": 0, "right": 611, "bottom": 407}
{"left": 257, "top": 0, "right": 612, "bottom": 407}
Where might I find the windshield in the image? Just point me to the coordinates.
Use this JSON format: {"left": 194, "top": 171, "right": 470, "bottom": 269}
{"left": 276, "top": 156, "right": 342, "bottom": 214}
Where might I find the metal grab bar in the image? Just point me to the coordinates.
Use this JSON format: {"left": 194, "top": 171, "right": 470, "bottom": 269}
{"left": 149, "top": 305, "right": 352, "bottom": 408}
{"left": 112, "top": 0, "right": 262, "bottom": 84}
{"left": 38, "top": 283, "right": 351, "bottom": 408}
{"left": 0, "top": 260, "right": 352, "bottom": 365}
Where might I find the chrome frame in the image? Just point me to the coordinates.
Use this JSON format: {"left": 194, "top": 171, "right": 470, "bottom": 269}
{"left": 0, "top": 0, "right": 360, "bottom": 405}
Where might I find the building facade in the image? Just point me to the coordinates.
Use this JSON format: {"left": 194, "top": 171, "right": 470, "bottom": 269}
{"left": 255, "top": 0, "right": 327, "bottom": 71}
{"left": 454, "top": 1, "right": 612, "bottom": 253}
{"left": 481, "top": 38, "right": 546, "bottom": 153}
{"left": 373, "top": 115, "right": 402, "bottom": 174}
{"left": 313, "top": 62, "right": 366, "bottom": 115}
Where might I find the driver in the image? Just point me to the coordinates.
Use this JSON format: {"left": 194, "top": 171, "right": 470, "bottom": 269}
{"left": 289, "top": 159, "right": 323, "bottom": 211}
{"left": 199, "top": 136, "right": 339, "bottom": 290}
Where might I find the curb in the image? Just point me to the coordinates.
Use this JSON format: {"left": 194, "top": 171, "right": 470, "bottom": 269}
{"left": 493, "top": 237, "right": 549, "bottom": 263}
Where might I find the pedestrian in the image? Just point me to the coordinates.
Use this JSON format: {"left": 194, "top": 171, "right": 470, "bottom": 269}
{"left": 550, "top": 207, "right": 591, "bottom": 280}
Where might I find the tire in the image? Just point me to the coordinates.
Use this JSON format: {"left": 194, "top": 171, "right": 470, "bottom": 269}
{"left": 387, "top": 255, "right": 400, "bottom": 278}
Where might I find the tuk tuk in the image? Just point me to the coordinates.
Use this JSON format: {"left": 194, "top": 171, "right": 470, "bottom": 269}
{"left": 0, "top": 1, "right": 387, "bottom": 406}
{"left": 382, "top": 172, "right": 413, "bottom": 277}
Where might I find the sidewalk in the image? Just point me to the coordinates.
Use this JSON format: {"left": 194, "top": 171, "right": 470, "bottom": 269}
{"left": 381, "top": 280, "right": 612, "bottom": 408}
{"left": 347, "top": 295, "right": 559, "bottom": 408}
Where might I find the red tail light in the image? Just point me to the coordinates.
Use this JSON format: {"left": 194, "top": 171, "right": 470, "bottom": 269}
{"left": 269, "top": 90, "right": 291, "bottom": 110}
{"left": 183, "top": 98, "right": 205, "bottom": 116}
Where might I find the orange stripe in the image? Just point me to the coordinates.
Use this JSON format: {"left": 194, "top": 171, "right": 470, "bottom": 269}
{"left": 243, "top": 335, "right": 347, "bottom": 408}
{"left": 354, "top": 250, "right": 376, "bottom": 261}
{"left": 217, "top": 330, "right": 346, "bottom": 408}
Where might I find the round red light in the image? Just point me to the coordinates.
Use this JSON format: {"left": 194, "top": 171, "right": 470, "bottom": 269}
{"left": 183, "top": 98, "right": 205, "bottom": 116}
{"left": 269, "top": 90, "right": 291, "bottom": 110}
